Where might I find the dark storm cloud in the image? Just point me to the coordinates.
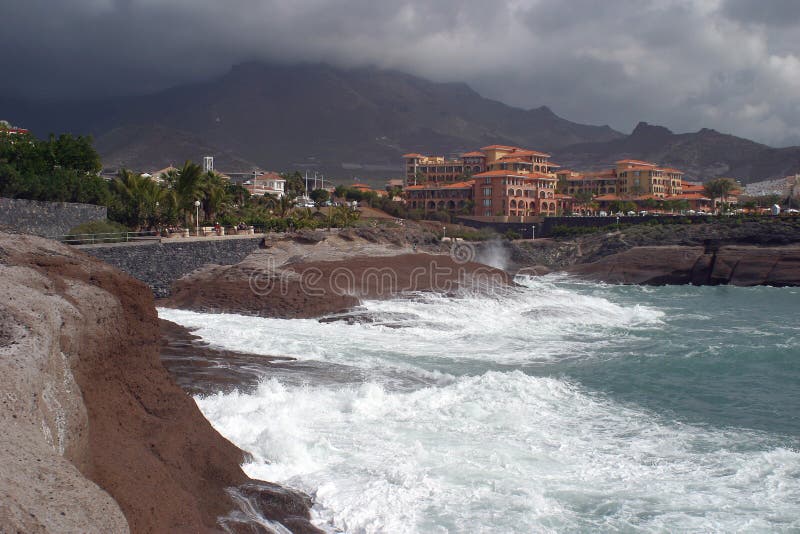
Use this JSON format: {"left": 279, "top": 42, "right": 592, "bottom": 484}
{"left": 722, "top": 0, "right": 800, "bottom": 27}
{"left": 2, "top": 0, "right": 799, "bottom": 146}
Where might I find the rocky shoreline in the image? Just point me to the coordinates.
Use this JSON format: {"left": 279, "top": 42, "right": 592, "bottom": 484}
{"left": 3, "top": 220, "right": 800, "bottom": 532}
{"left": 565, "top": 243, "right": 800, "bottom": 286}
{"left": 160, "top": 231, "right": 511, "bottom": 318}
{"left": 508, "top": 218, "right": 800, "bottom": 286}
{"left": 0, "top": 232, "right": 320, "bottom": 533}
{"left": 0, "top": 228, "right": 509, "bottom": 533}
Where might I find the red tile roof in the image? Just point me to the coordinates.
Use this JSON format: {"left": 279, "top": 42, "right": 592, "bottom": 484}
{"left": 405, "top": 180, "right": 474, "bottom": 190}
{"left": 496, "top": 157, "right": 534, "bottom": 164}
{"left": 617, "top": 159, "right": 656, "bottom": 166}
{"left": 402, "top": 153, "right": 425, "bottom": 158}
{"left": 620, "top": 166, "right": 662, "bottom": 172}
{"left": 480, "top": 144, "right": 519, "bottom": 151}
{"left": 443, "top": 180, "right": 475, "bottom": 189}
{"left": 461, "top": 151, "right": 486, "bottom": 157}
{"left": 503, "top": 149, "right": 551, "bottom": 157}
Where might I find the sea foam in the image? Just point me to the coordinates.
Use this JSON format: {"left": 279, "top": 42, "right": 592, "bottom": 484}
{"left": 160, "top": 280, "right": 800, "bottom": 533}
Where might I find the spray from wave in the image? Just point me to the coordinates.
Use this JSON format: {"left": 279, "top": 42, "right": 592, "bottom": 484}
{"left": 474, "top": 239, "right": 511, "bottom": 271}
{"left": 159, "top": 278, "right": 800, "bottom": 533}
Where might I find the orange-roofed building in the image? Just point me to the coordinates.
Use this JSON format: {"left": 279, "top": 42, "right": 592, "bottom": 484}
{"left": 473, "top": 170, "right": 561, "bottom": 217}
{"left": 681, "top": 180, "right": 705, "bottom": 193}
{"left": 560, "top": 159, "right": 684, "bottom": 200}
{"left": 614, "top": 160, "right": 683, "bottom": 197}
{"left": 405, "top": 180, "right": 475, "bottom": 216}
{"left": 402, "top": 144, "right": 568, "bottom": 219}
{"left": 402, "top": 144, "right": 557, "bottom": 187}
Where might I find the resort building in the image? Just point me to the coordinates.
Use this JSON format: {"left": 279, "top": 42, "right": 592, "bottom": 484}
{"left": 560, "top": 169, "right": 619, "bottom": 197}
{"left": 402, "top": 145, "right": 570, "bottom": 220}
{"left": 472, "top": 170, "right": 563, "bottom": 217}
{"left": 561, "top": 159, "right": 684, "bottom": 200}
{"left": 402, "top": 153, "right": 473, "bottom": 186}
{"left": 403, "top": 145, "right": 561, "bottom": 187}
{"left": 615, "top": 160, "right": 683, "bottom": 197}
{"left": 405, "top": 180, "right": 475, "bottom": 216}
{"left": 401, "top": 149, "right": 744, "bottom": 217}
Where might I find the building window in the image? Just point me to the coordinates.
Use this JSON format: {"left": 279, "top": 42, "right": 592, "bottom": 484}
{"left": 483, "top": 188, "right": 492, "bottom": 196}
{"left": 484, "top": 177, "right": 491, "bottom": 184}
{"left": 482, "top": 199, "right": 492, "bottom": 206}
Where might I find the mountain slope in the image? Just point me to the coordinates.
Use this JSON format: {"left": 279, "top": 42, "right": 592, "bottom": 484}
{"left": 6, "top": 64, "right": 798, "bottom": 183}
{"left": 2, "top": 62, "right": 621, "bottom": 176}
{"left": 556, "top": 122, "right": 800, "bottom": 183}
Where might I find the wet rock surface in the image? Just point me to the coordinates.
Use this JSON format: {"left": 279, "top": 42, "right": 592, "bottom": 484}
{"left": 566, "top": 244, "right": 800, "bottom": 286}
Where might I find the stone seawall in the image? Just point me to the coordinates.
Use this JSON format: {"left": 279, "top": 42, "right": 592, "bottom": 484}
{"left": 82, "top": 237, "right": 264, "bottom": 297}
{"left": 0, "top": 197, "right": 107, "bottom": 236}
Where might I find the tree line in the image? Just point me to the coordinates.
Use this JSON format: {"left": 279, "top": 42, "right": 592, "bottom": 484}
{"left": 0, "top": 130, "right": 362, "bottom": 232}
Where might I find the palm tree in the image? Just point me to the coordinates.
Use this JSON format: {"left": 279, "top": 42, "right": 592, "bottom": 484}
{"left": 112, "top": 169, "right": 164, "bottom": 230}
{"left": 331, "top": 204, "right": 361, "bottom": 227}
{"left": 261, "top": 194, "right": 279, "bottom": 212}
{"left": 199, "top": 171, "right": 231, "bottom": 222}
{"left": 277, "top": 195, "right": 293, "bottom": 217}
{"left": 704, "top": 178, "right": 736, "bottom": 212}
{"left": 163, "top": 161, "right": 203, "bottom": 227}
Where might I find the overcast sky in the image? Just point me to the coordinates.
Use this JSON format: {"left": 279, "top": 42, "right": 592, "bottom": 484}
{"left": 2, "top": 0, "right": 800, "bottom": 146}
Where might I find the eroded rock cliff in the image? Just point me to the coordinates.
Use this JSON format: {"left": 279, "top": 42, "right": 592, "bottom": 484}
{"left": 0, "top": 232, "right": 319, "bottom": 533}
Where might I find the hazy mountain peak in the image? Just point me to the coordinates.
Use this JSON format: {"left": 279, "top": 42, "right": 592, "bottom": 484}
{"left": 631, "top": 121, "right": 673, "bottom": 137}
{"left": 4, "top": 62, "right": 797, "bottom": 183}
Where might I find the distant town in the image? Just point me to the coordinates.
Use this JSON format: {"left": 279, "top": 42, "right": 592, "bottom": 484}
{"left": 2, "top": 119, "right": 799, "bottom": 242}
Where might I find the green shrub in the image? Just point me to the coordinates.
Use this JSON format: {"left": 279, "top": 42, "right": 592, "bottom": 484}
{"left": 68, "top": 219, "right": 130, "bottom": 235}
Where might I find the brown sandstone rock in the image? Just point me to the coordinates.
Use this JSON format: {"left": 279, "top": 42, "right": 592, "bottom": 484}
{"left": 0, "top": 233, "right": 320, "bottom": 533}
{"left": 164, "top": 252, "right": 511, "bottom": 318}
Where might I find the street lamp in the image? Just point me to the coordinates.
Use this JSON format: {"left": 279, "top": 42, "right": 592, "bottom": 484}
{"left": 443, "top": 226, "right": 447, "bottom": 239}
{"left": 194, "top": 200, "right": 201, "bottom": 236}
{"left": 531, "top": 224, "right": 535, "bottom": 241}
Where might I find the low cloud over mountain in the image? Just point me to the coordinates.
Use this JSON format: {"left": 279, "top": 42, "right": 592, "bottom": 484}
{"left": 3, "top": 0, "right": 800, "bottom": 146}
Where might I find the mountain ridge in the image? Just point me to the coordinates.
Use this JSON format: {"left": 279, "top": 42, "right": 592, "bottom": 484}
{"left": 3, "top": 62, "right": 799, "bottom": 183}
{"left": 557, "top": 121, "right": 800, "bottom": 183}
{"left": 2, "top": 62, "right": 622, "bottom": 175}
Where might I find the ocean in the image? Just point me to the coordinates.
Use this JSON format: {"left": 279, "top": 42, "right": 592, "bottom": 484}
{"left": 159, "top": 277, "right": 800, "bottom": 533}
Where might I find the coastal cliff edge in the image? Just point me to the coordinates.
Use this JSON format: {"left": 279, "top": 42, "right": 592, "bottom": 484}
{"left": 0, "top": 232, "right": 320, "bottom": 533}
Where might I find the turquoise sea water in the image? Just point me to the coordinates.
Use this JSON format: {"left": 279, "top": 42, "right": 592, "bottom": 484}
{"left": 161, "top": 278, "right": 800, "bottom": 532}
{"left": 526, "top": 281, "right": 800, "bottom": 439}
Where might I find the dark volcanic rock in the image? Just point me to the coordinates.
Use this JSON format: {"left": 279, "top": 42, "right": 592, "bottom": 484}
{"left": 567, "top": 246, "right": 703, "bottom": 285}
{"left": 566, "top": 245, "right": 800, "bottom": 286}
